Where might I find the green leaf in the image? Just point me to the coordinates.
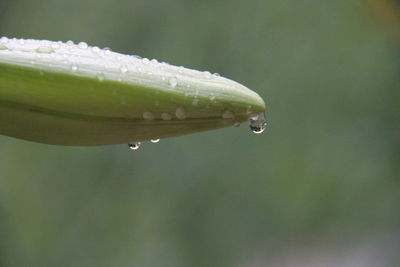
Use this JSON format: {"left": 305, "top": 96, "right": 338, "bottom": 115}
{"left": 0, "top": 37, "right": 265, "bottom": 145}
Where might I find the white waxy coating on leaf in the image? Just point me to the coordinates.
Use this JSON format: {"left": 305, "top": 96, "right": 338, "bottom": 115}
{"left": 0, "top": 38, "right": 264, "bottom": 109}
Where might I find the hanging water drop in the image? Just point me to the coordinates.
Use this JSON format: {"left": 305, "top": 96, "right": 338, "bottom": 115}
{"left": 249, "top": 112, "right": 267, "bottom": 134}
{"left": 128, "top": 142, "right": 141, "bottom": 150}
{"left": 150, "top": 139, "right": 160, "bottom": 143}
{"left": 142, "top": 58, "right": 150, "bottom": 64}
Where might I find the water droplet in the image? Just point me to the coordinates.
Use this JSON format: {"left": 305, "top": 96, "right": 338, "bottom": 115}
{"left": 175, "top": 107, "right": 186, "bottom": 120}
{"left": 96, "top": 72, "right": 105, "bottom": 81}
{"left": 161, "top": 113, "right": 173, "bottom": 120}
{"left": 36, "top": 46, "right": 54, "bottom": 53}
{"left": 71, "top": 64, "right": 78, "bottom": 72}
{"left": 249, "top": 112, "right": 267, "bottom": 134}
{"left": 78, "top": 42, "right": 88, "bottom": 49}
{"left": 103, "top": 47, "right": 111, "bottom": 54}
{"left": 0, "top": 37, "right": 9, "bottom": 44}
{"left": 68, "top": 47, "right": 77, "bottom": 54}
{"left": 203, "top": 71, "right": 212, "bottom": 79}
{"left": 66, "top": 40, "right": 74, "bottom": 45}
{"left": 92, "top": 46, "right": 100, "bottom": 53}
{"left": 120, "top": 65, "right": 128, "bottom": 74}
{"left": 222, "top": 110, "right": 234, "bottom": 119}
{"left": 151, "top": 59, "right": 158, "bottom": 63}
{"left": 51, "top": 43, "right": 60, "bottom": 49}
{"left": 169, "top": 77, "right": 178, "bottom": 88}
{"left": 128, "top": 142, "right": 141, "bottom": 150}
{"left": 213, "top": 73, "right": 220, "bottom": 77}
{"left": 143, "top": 111, "right": 155, "bottom": 120}
{"left": 150, "top": 139, "right": 160, "bottom": 143}
{"left": 142, "top": 58, "right": 150, "bottom": 64}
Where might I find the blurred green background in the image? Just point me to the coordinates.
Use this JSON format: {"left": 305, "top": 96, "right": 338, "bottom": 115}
{"left": 1, "top": 0, "right": 400, "bottom": 266}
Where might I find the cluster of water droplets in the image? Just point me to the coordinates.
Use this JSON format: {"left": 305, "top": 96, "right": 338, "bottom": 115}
{"left": 128, "top": 112, "right": 267, "bottom": 151}
{"left": 0, "top": 37, "right": 226, "bottom": 92}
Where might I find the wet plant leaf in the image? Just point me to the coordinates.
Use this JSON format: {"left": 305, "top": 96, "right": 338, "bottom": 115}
{"left": 0, "top": 37, "right": 266, "bottom": 145}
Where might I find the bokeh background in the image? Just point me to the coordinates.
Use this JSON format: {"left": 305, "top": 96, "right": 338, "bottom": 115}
{"left": 0, "top": 0, "right": 400, "bottom": 266}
